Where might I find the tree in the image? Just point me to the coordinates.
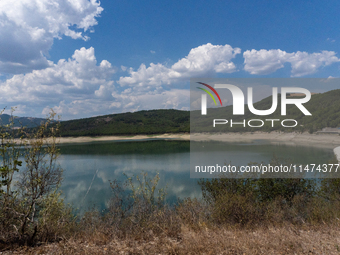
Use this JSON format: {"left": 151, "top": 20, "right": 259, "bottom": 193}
{"left": 0, "top": 110, "right": 73, "bottom": 245}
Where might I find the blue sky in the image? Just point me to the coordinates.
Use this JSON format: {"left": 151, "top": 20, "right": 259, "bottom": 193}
{"left": 0, "top": 0, "right": 339, "bottom": 119}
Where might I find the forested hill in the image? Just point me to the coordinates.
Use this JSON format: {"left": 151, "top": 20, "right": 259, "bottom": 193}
{"left": 59, "top": 109, "right": 190, "bottom": 136}
{"left": 59, "top": 89, "right": 340, "bottom": 136}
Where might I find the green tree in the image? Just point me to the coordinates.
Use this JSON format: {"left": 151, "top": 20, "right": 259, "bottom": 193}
{"left": 0, "top": 110, "right": 74, "bottom": 245}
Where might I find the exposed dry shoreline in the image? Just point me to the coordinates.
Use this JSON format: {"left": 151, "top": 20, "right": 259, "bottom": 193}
{"left": 53, "top": 133, "right": 191, "bottom": 144}
{"left": 191, "top": 131, "right": 340, "bottom": 148}
{"left": 15, "top": 131, "right": 340, "bottom": 159}
{"left": 190, "top": 132, "right": 340, "bottom": 161}
{"left": 50, "top": 131, "right": 340, "bottom": 160}
{"left": 50, "top": 131, "right": 340, "bottom": 146}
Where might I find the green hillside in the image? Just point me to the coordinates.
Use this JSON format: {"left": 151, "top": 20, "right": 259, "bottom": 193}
{"left": 59, "top": 109, "right": 190, "bottom": 136}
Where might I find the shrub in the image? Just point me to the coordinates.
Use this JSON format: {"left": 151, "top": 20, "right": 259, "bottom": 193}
{"left": 0, "top": 110, "right": 75, "bottom": 246}
{"left": 176, "top": 197, "right": 209, "bottom": 230}
{"left": 77, "top": 172, "right": 181, "bottom": 241}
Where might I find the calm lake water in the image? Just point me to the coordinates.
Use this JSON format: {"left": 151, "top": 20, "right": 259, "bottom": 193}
{"left": 57, "top": 139, "right": 336, "bottom": 212}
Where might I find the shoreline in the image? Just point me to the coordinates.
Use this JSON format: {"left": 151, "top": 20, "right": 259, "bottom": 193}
{"left": 53, "top": 131, "right": 340, "bottom": 147}
{"left": 190, "top": 131, "right": 340, "bottom": 148}
{"left": 190, "top": 132, "right": 340, "bottom": 161}
{"left": 52, "top": 132, "right": 340, "bottom": 162}
{"left": 54, "top": 133, "right": 191, "bottom": 144}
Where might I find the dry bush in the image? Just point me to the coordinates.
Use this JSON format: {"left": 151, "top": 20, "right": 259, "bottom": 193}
{"left": 76, "top": 172, "right": 182, "bottom": 242}
{"left": 176, "top": 197, "right": 209, "bottom": 231}
{"left": 0, "top": 110, "right": 76, "bottom": 248}
{"left": 210, "top": 192, "right": 261, "bottom": 226}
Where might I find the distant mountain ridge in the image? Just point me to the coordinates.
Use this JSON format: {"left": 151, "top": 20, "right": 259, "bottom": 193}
{"left": 0, "top": 114, "right": 49, "bottom": 128}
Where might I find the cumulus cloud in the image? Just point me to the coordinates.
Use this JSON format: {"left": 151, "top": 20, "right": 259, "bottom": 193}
{"left": 0, "top": 46, "right": 190, "bottom": 119}
{"left": 243, "top": 49, "right": 289, "bottom": 75}
{"left": 118, "top": 43, "right": 241, "bottom": 87}
{"left": 288, "top": 51, "right": 339, "bottom": 77}
{"left": 111, "top": 89, "right": 190, "bottom": 113}
{"left": 0, "top": 0, "right": 103, "bottom": 74}
{"left": 244, "top": 49, "right": 339, "bottom": 77}
{"left": 3, "top": 41, "right": 338, "bottom": 120}
{"left": 0, "top": 47, "right": 115, "bottom": 118}
{"left": 39, "top": 88, "right": 190, "bottom": 120}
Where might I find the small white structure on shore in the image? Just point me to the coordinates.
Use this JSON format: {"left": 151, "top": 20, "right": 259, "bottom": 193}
{"left": 333, "top": 146, "right": 340, "bottom": 162}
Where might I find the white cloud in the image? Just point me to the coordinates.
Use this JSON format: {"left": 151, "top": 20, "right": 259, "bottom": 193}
{"left": 289, "top": 51, "right": 339, "bottom": 77}
{"left": 0, "top": 47, "right": 115, "bottom": 119}
{"left": 172, "top": 43, "right": 240, "bottom": 75}
{"left": 111, "top": 89, "right": 190, "bottom": 113}
{"left": 0, "top": 46, "right": 190, "bottom": 119}
{"left": 3, "top": 41, "right": 339, "bottom": 120}
{"left": 40, "top": 88, "right": 190, "bottom": 119}
{"left": 118, "top": 43, "right": 241, "bottom": 87}
{"left": 243, "top": 49, "right": 289, "bottom": 75}
{"left": 0, "top": 0, "right": 103, "bottom": 74}
{"left": 244, "top": 49, "right": 339, "bottom": 77}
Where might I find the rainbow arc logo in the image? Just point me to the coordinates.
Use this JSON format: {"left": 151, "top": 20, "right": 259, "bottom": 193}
{"left": 197, "top": 82, "right": 222, "bottom": 115}
{"left": 196, "top": 82, "right": 222, "bottom": 106}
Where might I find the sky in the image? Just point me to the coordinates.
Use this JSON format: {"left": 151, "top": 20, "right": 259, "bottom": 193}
{"left": 0, "top": 0, "right": 339, "bottom": 120}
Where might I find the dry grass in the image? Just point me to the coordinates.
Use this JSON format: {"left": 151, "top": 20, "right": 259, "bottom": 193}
{"left": 2, "top": 197, "right": 340, "bottom": 254}
{"left": 2, "top": 224, "right": 340, "bottom": 254}
{"left": 3, "top": 174, "right": 340, "bottom": 254}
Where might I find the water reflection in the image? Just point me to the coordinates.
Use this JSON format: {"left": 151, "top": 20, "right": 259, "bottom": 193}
{"left": 58, "top": 140, "right": 198, "bottom": 213}
{"left": 57, "top": 140, "right": 335, "bottom": 213}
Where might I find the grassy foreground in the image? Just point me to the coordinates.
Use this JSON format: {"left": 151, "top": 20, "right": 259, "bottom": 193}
{"left": 2, "top": 225, "right": 340, "bottom": 254}
{"left": 2, "top": 174, "right": 340, "bottom": 254}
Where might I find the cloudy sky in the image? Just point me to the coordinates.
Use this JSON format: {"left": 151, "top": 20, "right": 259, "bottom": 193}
{"left": 0, "top": 0, "right": 339, "bottom": 120}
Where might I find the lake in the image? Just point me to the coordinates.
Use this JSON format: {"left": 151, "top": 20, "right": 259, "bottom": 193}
{"left": 57, "top": 139, "right": 336, "bottom": 213}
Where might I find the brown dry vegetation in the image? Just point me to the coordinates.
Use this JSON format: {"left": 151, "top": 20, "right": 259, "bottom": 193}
{"left": 1, "top": 220, "right": 340, "bottom": 254}
{"left": 2, "top": 189, "right": 340, "bottom": 254}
